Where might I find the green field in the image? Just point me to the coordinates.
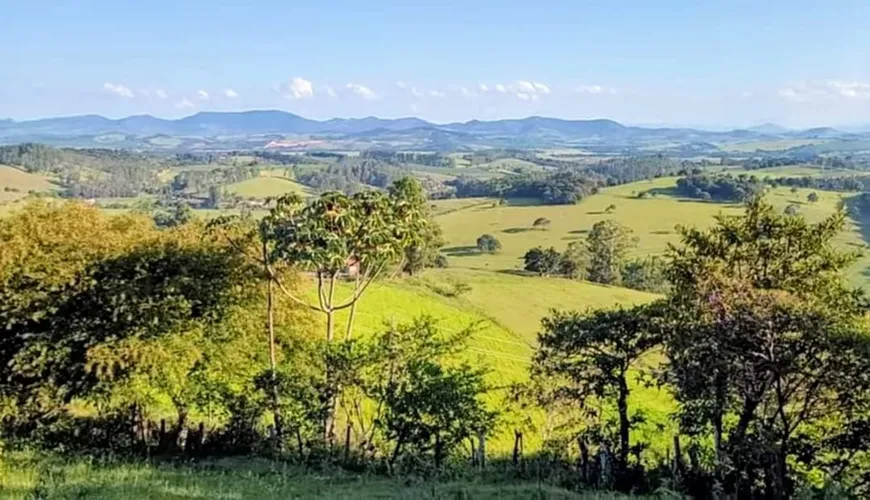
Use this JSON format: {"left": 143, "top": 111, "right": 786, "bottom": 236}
{"left": 225, "top": 172, "right": 312, "bottom": 198}
{"left": 433, "top": 177, "right": 869, "bottom": 287}
{"left": 717, "top": 138, "right": 828, "bottom": 152}
{"left": 0, "top": 165, "right": 58, "bottom": 202}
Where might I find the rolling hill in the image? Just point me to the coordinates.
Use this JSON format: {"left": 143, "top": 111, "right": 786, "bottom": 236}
{"left": 4, "top": 111, "right": 869, "bottom": 152}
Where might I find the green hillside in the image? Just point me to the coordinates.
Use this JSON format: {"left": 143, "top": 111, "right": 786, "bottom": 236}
{"left": 0, "top": 165, "right": 58, "bottom": 203}
{"left": 434, "top": 176, "right": 870, "bottom": 287}
{"left": 225, "top": 172, "right": 312, "bottom": 198}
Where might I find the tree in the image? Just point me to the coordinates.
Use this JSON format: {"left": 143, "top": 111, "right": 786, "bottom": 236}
{"left": 535, "top": 304, "right": 663, "bottom": 475}
{"left": 476, "top": 234, "right": 502, "bottom": 254}
{"left": 265, "top": 179, "right": 429, "bottom": 441}
{"left": 523, "top": 247, "right": 562, "bottom": 276}
{"left": 790, "top": 186, "right": 799, "bottom": 194}
{"left": 533, "top": 217, "right": 552, "bottom": 230}
{"left": 664, "top": 197, "right": 870, "bottom": 497}
{"left": 362, "top": 317, "right": 496, "bottom": 470}
{"left": 784, "top": 203, "right": 800, "bottom": 216}
{"left": 605, "top": 204, "right": 617, "bottom": 214}
{"left": 586, "top": 220, "right": 637, "bottom": 285}
{"left": 395, "top": 178, "right": 444, "bottom": 276}
{"left": 807, "top": 191, "right": 819, "bottom": 203}
{"left": 207, "top": 185, "right": 223, "bottom": 209}
{"left": 621, "top": 257, "right": 668, "bottom": 293}
{"left": 559, "top": 241, "right": 589, "bottom": 280}
{"left": 0, "top": 201, "right": 254, "bottom": 422}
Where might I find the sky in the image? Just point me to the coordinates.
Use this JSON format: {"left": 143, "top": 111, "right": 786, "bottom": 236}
{"left": 2, "top": 0, "right": 870, "bottom": 128}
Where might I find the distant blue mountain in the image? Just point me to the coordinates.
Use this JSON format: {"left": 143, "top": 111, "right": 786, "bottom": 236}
{"left": 0, "top": 110, "right": 863, "bottom": 150}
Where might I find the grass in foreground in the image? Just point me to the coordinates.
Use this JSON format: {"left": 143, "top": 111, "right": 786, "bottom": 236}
{"left": 0, "top": 452, "right": 659, "bottom": 500}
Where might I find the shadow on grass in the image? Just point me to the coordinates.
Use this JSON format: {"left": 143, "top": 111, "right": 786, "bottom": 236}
{"left": 502, "top": 227, "right": 535, "bottom": 234}
{"left": 495, "top": 269, "right": 535, "bottom": 278}
{"left": 567, "top": 229, "right": 589, "bottom": 235}
{"left": 650, "top": 230, "right": 672, "bottom": 235}
{"left": 587, "top": 211, "right": 605, "bottom": 215}
{"left": 442, "top": 245, "right": 481, "bottom": 257}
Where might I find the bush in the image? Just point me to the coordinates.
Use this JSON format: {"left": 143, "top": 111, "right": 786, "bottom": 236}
{"left": 476, "top": 234, "right": 502, "bottom": 253}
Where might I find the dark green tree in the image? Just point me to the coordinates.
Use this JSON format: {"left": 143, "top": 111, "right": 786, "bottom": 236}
{"left": 535, "top": 304, "right": 663, "bottom": 473}
{"left": 476, "top": 234, "right": 502, "bottom": 254}
{"left": 586, "top": 220, "right": 636, "bottom": 285}
{"left": 523, "top": 247, "right": 563, "bottom": 276}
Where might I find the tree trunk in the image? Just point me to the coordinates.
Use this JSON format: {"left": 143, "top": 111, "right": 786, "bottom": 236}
{"left": 617, "top": 379, "right": 631, "bottom": 469}
{"left": 264, "top": 257, "right": 283, "bottom": 450}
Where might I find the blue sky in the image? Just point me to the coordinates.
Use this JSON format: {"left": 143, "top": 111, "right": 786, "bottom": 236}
{"left": 2, "top": 0, "right": 870, "bottom": 127}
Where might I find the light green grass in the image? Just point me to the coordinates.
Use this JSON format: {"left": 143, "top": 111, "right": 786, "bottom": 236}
{"left": 0, "top": 165, "right": 59, "bottom": 202}
{"left": 225, "top": 174, "right": 312, "bottom": 198}
{"left": 1, "top": 452, "right": 649, "bottom": 500}
{"left": 718, "top": 139, "right": 828, "bottom": 152}
{"left": 435, "top": 177, "right": 869, "bottom": 288}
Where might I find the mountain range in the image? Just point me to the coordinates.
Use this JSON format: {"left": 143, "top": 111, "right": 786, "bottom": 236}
{"left": 1, "top": 110, "right": 867, "bottom": 152}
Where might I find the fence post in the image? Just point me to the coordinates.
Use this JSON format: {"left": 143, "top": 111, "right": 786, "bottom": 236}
{"left": 477, "top": 430, "right": 487, "bottom": 470}
{"left": 673, "top": 435, "right": 684, "bottom": 476}
{"left": 578, "top": 438, "right": 590, "bottom": 483}
{"left": 344, "top": 425, "right": 352, "bottom": 464}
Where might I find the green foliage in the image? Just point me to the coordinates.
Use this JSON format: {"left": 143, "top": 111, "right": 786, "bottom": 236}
{"left": 663, "top": 196, "right": 870, "bottom": 497}
{"left": 586, "top": 220, "right": 637, "bottom": 286}
{"left": 361, "top": 317, "right": 496, "bottom": 469}
{"left": 535, "top": 304, "right": 663, "bottom": 468}
{"left": 532, "top": 217, "right": 551, "bottom": 229}
{"left": 0, "top": 202, "right": 257, "bottom": 421}
{"left": 522, "top": 247, "right": 563, "bottom": 276}
{"left": 784, "top": 203, "right": 800, "bottom": 216}
{"left": 807, "top": 191, "right": 819, "bottom": 203}
{"left": 621, "top": 257, "right": 669, "bottom": 293}
{"left": 476, "top": 234, "right": 502, "bottom": 254}
{"left": 675, "top": 173, "right": 764, "bottom": 202}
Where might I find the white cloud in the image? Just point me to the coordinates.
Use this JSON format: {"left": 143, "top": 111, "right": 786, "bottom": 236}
{"left": 103, "top": 82, "right": 134, "bottom": 98}
{"left": 410, "top": 86, "right": 424, "bottom": 97}
{"left": 495, "top": 83, "right": 507, "bottom": 93}
{"left": 778, "top": 80, "right": 870, "bottom": 103}
{"left": 224, "top": 89, "right": 239, "bottom": 98}
{"left": 575, "top": 84, "right": 617, "bottom": 95}
{"left": 345, "top": 83, "right": 378, "bottom": 100}
{"left": 324, "top": 85, "right": 337, "bottom": 98}
{"left": 285, "top": 77, "right": 315, "bottom": 99}
{"left": 478, "top": 83, "right": 489, "bottom": 92}
{"left": 459, "top": 87, "right": 478, "bottom": 98}
{"left": 532, "top": 82, "right": 551, "bottom": 94}
{"left": 156, "top": 89, "right": 168, "bottom": 99}
{"left": 514, "top": 80, "right": 550, "bottom": 95}
{"left": 826, "top": 80, "right": 870, "bottom": 99}
{"left": 175, "top": 99, "right": 195, "bottom": 110}
{"left": 395, "top": 81, "right": 408, "bottom": 89}
{"left": 197, "top": 90, "right": 210, "bottom": 100}
{"left": 516, "top": 92, "right": 531, "bottom": 100}
{"left": 428, "top": 90, "right": 446, "bottom": 98}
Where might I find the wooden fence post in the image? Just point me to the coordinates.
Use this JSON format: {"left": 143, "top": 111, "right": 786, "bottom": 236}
{"left": 673, "top": 435, "right": 684, "bottom": 476}
{"left": 477, "top": 430, "right": 487, "bottom": 470}
{"left": 344, "top": 425, "right": 352, "bottom": 463}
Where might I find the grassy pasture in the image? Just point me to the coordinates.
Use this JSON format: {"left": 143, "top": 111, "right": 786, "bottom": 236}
{"left": 225, "top": 173, "right": 312, "bottom": 198}
{"left": 0, "top": 165, "right": 59, "bottom": 202}
{"left": 432, "top": 177, "right": 870, "bottom": 288}
{"left": 717, "top": 138, "right": 828, "bottom": 152}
